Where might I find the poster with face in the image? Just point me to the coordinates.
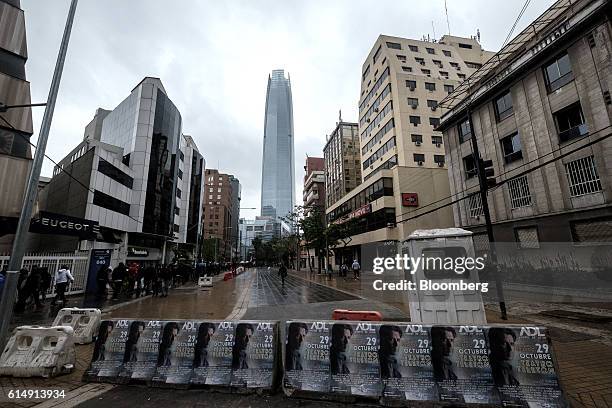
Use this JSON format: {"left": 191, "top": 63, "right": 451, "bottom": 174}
{"left": 431, "top": 325, "right": 499, "bottom": 404}
{"left": 230, "top": 321, "right": 278, "bottom": 388}
{"left": 283, "top": 320, "right": 331, "bottom": 393}
{"left": 190, "top": 321, "right": 233, "bottom": 386}
{"left": 84, "top": 319, "right": 128, "bottom": 382}
{"left": 152, "top": 320, "right": 198, "bottom": 385}
{"left": 329, "top": 322, "right": 382, "bottom": 397}
{"left": 117, "top": 320, "right": 162, "bottom": 383}
{"left": 380, "top": 324, "right": 438, "bottom": 401}
{"left": 486, "top": 326, "right": 566, "bottom": 407}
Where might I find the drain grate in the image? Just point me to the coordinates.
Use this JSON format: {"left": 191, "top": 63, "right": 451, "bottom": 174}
{"left": 539, "top": 309, "right": 612, "bottom": 323}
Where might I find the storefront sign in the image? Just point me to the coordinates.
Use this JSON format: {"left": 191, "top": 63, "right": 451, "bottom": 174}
{"left": 128, "top": 247, "right": 149, "bottom": 257}
{"left": 402, "top": 193, "right": 419, "bottom": 207}
{"left": 30, "top": 211, "right": 99, "bottom": 239}
{"left": 86, "top": 249, "right": 112, "bottom": 294}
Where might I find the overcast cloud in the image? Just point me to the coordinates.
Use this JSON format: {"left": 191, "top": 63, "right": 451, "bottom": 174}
{"left": 22, "top": 0, "right": 554, "bottom": 220}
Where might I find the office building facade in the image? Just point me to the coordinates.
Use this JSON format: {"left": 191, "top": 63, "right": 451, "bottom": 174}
{"left": 325, "top": 34, "right": 493, "bottom": 264}
{"left": 238, "top": 216, "right": 277, "bottom": 260}
{"left": 438, "top": 0, "right": 612, "bottom": 248}
{"left": 261, "top": 69, "right": 295, "bottom": 222}
{"left": 323, "top": 121, "right": 361, "bottom": 208}
{"left": 0, "top": 0, "right": 33, "bottom": 252}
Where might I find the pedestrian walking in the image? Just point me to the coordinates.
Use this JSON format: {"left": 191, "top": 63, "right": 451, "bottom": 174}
{"left": 52, "top": 264, "right": 74, "bottom": 305}
{"left": 327, "top": 264, "right": 333, "bottom": 280}
{"left": 112, "top": 262, "right": 127, "bottom": 299}
{"left": 340, "top": 263, "right": 349, "bottom": 279}
{"left": 26, "top": 267, "right": 43, "bottom": 309}
{"left": 352, "top": 259, "right": 361, "bottom": 280}
{"left": 39, "top": 267, "right": 51, "bottom": 304}
{"left": 279, "top": 263, "right": 288, "bottom": 287}
{"left": 96, "top": 265, "right": 111, "bottom": 300}
{"left": 14, "top": 268, "right": 30, "bottom": 312}
{"left": 160, "top": 265, "right": 171, "bottom": 297}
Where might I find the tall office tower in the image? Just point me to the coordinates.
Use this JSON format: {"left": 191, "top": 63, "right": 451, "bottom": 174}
{"left": 261, "top": 69, "right": 295, "bottom": 224}
{"left": 0, "top": 0, "right": 33, "bottom": 252}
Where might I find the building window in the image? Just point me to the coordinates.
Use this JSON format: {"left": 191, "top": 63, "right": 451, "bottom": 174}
{"left": 362, "top": 64, "right": 370, "bottom": 81}
{"left": 407, "top": 97, "right": 418, "bottom": 107}
{"left": 406, "top": 80, "right": 416, "bottom": 90}
{"left": 565, "top": 156, "right": 602, "bottom": 197}
{"left": 450, "top": 62, "right": 460, "bottom": 69}
{"left": 397, "top": 54, "right": 407, "bottom": 62}
{"left": 458, "top": 119, "right": 472, "bottom": 143}
{"left": 434, "top": 155, "right": 445, "bottom": 165}
{"left": 495, "top": 91, "right": 514, "bottom": 121}
{"left": 93, "top": 190, "right": 130, "bottom": 216}
{"left": 386, "top": 41, "right": 401, "bottom": 49}
{"left": 175, "top": 206, "right": 180, "bottom": 215}
{"left": 439, "top": 71, "right": 449, "bottom": 78}
{"left": 402, "top": 66, "right": 412, "bottom": 72}
{"left": 554, "top": 102, "right": 587, "bottom": 142}
{"left": 515, "top": 227, "right": 540, "bottom": 248}
{"left": 409, "top": 116, "right": 421, "bottom": 126}
{"left": 425, "top": 82, "right": 435, "bottom": 91}
{"left": 174, "top": 224, "right": 180, "bottom": 232}
{"left": 411, "top": 134, "right": 423, "bottom": 144}
{"left": 421, "top": 68, "right": 431, "bottom": 75}
{"left": 432, "top": 59, "right": 442, "bottom": 68}
{"left": 409, "top": 45, "right": 418, "bottom": 52}
{"left": 465, "top": 62, "right": 482, "bottom": 69}
{"left": 427, "top": 100, "right": 438, "bottom": 109}
{"left": 463, "top": 154, "right": 476, "bottom": 179}
{"left": 544, "top": 53, "right": 573, "bottom": 91}
{"left": 97, "top": 158, "right": 134, "bottom": 189}
{"left": 415, "top": 57, "right": 425, "bottom": 65}
{"left": 443, "top": 50, "right": 452, "bottom": 57}
{"left": 413, "top": 153, "right": 425, "bottom": 164}
{"left": 468, "top": 194, "right": 483, "bottom": 218}
{"left": 176, "top": 188, "right": 182, "bottom": 198}
{"left": 426, "top": 47, "right": 435, "bottom": 54}
{"left": 178, "top": 169, "right": 183, "bottom": 179}
{"left": 458, "top": 73, "right": 466, "bottom": 80}
{"left": 373, "top": 45, "right": 382, "bottom": 63}
{"left": 444, "top": 84, "right": 454, "bottom": 94}
{"left": 179, "top": 150, "right": 185, "bottom": 161}
{"left": 571, "top": 217, "right": 612, "bottom": 243}
{"left": 432, "top": 135, "right": 443, "bottom": 145}
{"left": 508, "top": 176, "right": 532, "bottom": 208}
{"left": 501, "top": 132, "right": 522, "bottom": 164}
{"left": 429, "top": 117, "right": 440, "bottom": 127}
{"left": 459, "top": 43, "right": 473, "bottom": 49}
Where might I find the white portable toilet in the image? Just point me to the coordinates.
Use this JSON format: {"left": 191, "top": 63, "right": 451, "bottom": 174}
{"left": 402, "top": 228, "right": 487, "bottom": 325}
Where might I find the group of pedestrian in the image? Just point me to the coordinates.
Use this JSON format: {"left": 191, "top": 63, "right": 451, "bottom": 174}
{"left": 337, "top": 259, "right": 361, "bottom": 280}
{"left": 95, "top": 262, "right": 192, "bottom": 300}
{"left": 10, "top": 264, "right": 73, "bottom": 312}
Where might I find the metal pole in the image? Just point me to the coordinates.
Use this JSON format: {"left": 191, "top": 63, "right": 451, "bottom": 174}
{"left": 467, "top": 109, "right": 507, "bottom": 320}
{"left": 0, "top": 0, "right": 78, "bottom": 350}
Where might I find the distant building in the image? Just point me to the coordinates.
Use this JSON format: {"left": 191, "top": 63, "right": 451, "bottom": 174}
{"left": 303, "top": 156, "right": 325, "bottom": 210}
{"left": 238, "top": 216, "right": 278, "bottom": 260}
{"left": 202, "top": 169, "right": 241, "bottom": 261}
{"left": 0, "top": 0, "right": 33, "bottom": 252}
{"left": 438, "top": 0, "right": 612, "bottom": 248}
{"left": 261, "top": 69, "right": 295, "bottom": 224}
{"left": 323, "top": 121, "right": 361, "bottom": 208}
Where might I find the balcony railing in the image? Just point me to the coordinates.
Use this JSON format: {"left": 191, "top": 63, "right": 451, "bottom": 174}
{"left": 559, "top": 123, "right": 588, "bottom": 143}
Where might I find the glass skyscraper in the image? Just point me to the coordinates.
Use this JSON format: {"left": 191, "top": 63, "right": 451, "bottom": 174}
{"left": 261, "top": 69, "right": 295, "bottom": 223}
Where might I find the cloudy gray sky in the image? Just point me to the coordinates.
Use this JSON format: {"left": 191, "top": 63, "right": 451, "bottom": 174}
{"left": 22, "top": 0, "right": 554, "bottom": 220}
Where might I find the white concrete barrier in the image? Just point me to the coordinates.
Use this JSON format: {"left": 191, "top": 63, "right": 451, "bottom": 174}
{"left": 52, "top": 307, "right": 101, "bottom": 344}
{"left": 198, "top": 276, "right": 213, "bottom": 288}
{"left": 0, "top": 326, "right": 76, "bottom": 377}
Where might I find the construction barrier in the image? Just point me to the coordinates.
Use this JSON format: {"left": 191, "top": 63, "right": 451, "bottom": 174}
{"left": 282, "top": 321, "right": 567, "bottom": 407}
{"left": 332, "top": 309, "right": 383, "bottom": 321}
{"left": 52, "top": 307, "right": 101, "bottom": 344}
{"left": 198, "top": 276, "right": 213, "bottom": 288}
{"left": 0, "top": 326, "right": 76, "bottom": 378}
{"left": 84, "top": 319, "right": 280, "bottom": 391}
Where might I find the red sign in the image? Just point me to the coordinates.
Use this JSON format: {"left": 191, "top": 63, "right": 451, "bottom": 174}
{"left": 402, "top": 193, "right": 418, "bottom": 207}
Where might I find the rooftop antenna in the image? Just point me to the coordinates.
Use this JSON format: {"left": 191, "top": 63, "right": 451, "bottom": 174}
{"left": 339, "top": 109, "right": 342, "bottom": 122}
{"left": 477, "top": 28, "right": 481, "bottom": 42}
{"left": 432, "top": 21, "right": 436, "bottom": 40}
{"left": 444, "top": 0, "right": 451, "bottom": 35}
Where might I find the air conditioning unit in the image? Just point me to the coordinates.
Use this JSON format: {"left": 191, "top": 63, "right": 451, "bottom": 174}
{"left": 374, "top": 108, "right": 379, "bottom": 112}
{"left": 431, "top": 106, "right": 437, "bottom": 111}
{"left": 437, "top": 162, "right": 444, "bottom": 167}
{"left": 411, "top": 104, "right": 418, "bottom": 109}
{"left": 409, "top": 86, "right": 415, "bottom": 91}
{"left": 415, "top": 141, "right": 421, "bottom": 146}
{"left": 436, "top": 143, "right": 441, "bottom": 147}
{"left": 417, "top": 161, "right": 424, "bottom": 166}
{"left": 366, "top": 118, "right": 370, "bottom": 122}
{"left": 419, "top": 61, "right": 425, "bottom": 65}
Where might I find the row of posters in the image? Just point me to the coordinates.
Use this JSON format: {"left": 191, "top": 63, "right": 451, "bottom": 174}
{"left": 84, "top": 320, "right": 278, "bottom": 388}
{"left": 284, "top": 321, "right": 566, "bottom": 407}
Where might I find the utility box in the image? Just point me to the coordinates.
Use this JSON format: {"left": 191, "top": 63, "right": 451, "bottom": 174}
{"left": 401, "top": 228, "right": 487, "bottom": 325}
